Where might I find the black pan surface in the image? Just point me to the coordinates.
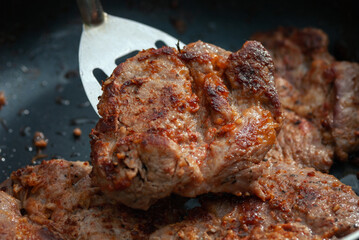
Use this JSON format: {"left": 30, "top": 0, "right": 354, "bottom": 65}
{"left": 1, "top": 0, "right": 359, "bottom": 193}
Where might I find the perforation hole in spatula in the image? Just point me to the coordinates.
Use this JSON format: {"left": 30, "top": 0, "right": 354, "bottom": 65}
{"left": 115, "top": 50, "right": 140, "bottom": 66}
{"left": 155, "top": 40, "right": 167, "bottom": 48}
{"left": 93, "top": 68, "right": 108, "bottom": 84}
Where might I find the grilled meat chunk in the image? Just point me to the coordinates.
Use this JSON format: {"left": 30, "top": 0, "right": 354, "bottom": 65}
{"left": 152, "top": 163, "right": 359, "bottom": 239}
{"left": 4, "top": 159, "right": 359, "bottom": 239}
{"left": 7, "top": 159, "right": 186, "bottom": 240}
{"left": 252, "top": 28, "right": 335, "bottom": 137}
{"left": 332, "top": 62, "right": 359, "bottom": 160}
{"left": 253, "top": 27, "right": 359, "bottom": 161}
{"left": 91, "top": 40, "right": 282, "bottom": 209}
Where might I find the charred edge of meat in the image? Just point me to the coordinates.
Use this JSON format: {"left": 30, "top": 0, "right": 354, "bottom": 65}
{"left": 226, "top": 41, "right": 282, "bottom": 124}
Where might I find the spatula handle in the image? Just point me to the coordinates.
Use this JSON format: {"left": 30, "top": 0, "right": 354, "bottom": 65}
{"left": 77, "top": 0, "right": 105, "bottom": 26}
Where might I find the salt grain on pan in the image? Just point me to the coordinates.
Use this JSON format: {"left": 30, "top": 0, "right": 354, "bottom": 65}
{"left": 20, "top": 65, "right": 29, "bottom": 73}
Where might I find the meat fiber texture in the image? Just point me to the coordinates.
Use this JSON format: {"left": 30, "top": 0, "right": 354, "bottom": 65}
{"left": 252, "top": 27, "right": 359, "bottom": 161}
{"left": 0, "top": 188, "right": 62, "bottom": 239}
{"left": 91, "top": 41, "right": 283, "bottom": 209}
{"left": 1, "top": 159, "right": 359, "bottom": 239}
{"left": 266, "top": 109, "right": 333, "bottom": 173}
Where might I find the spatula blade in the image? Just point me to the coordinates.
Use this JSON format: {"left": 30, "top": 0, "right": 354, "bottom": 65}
{"left": 79, "top": 13, "right": 184, "bottom": 115}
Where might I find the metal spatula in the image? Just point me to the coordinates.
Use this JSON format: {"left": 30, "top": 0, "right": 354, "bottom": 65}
{"left": 77, "top": 0, "right": 184, "bottom": 115}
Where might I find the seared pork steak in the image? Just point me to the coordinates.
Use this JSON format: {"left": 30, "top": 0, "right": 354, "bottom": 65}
{"left": 2, "top": 158, "right": 359, "bottom": 239}
{"left": 153, "top": 161, "right": 359, "bottom": 240}
{"left": 332, "top": 62, "right": 359, "bottom": 160}
{"left": 252, "top": 27, "right": 359, "bottom": 161}
{"left": 253, "top": 28, "right": 335, "bottom": 145}
{"left": 91, "top": 41, "right": 283, "bottom": 209}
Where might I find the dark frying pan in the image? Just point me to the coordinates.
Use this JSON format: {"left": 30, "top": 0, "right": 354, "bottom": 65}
{"left": 0, "top": 0, "right": 359, "bottom": 191}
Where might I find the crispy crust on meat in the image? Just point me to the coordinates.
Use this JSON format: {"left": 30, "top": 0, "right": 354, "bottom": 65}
{"left": 225, "top": 41, "right": 282, "bottom": 122}
{"left": 0, "top": 191, "right": 62, "bottom": 239}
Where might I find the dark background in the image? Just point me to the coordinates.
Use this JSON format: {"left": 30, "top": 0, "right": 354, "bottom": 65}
{"left": 0, "top": 0, "right": 358, "bottom": 187}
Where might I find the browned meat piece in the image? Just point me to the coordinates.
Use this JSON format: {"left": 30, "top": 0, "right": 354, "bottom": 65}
{"left": 253, "top": 27, "right": 359, "bottom": 161}
{"left": 295, "top": 60, "right": 335, "bottom": 136}
{"left": 332, "top": 62, "right": 359, "bottom": 160}
{"left": 11, "top": 160, "right": 94, "bottom": 228}
{"left": 274, "top": 74, "right": 335, "bottom": 167}
{"left": 91, "top": 40, "right": 283, "bottom": 209}
{"left": 252, "top": 27, "right": 334, "bottom": 89}
{"left": 253, "top": 28, "right": 335, "bottom": 136}
{"left": 0, "top": 91, "right": 5, "bottom": 110}
{"left": 0, "top": 190, "right": 61, "bottom": 239}
{"left": 152, "top": 163, "right": 359, "bottom": 239}
{"left": 3, "top": 159, "right": 359, "bottom": 239}
{"left": 266, "top": 110, "right": 333, "bottom": 172}
{"left": 272, "top": 61, "right": 335, "bottom": 140}
{"left": 263, "top": 72, "right": 333, "bottom": 172}
{"left": 8, "top": 159, "right": 186, "bottom": 240}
